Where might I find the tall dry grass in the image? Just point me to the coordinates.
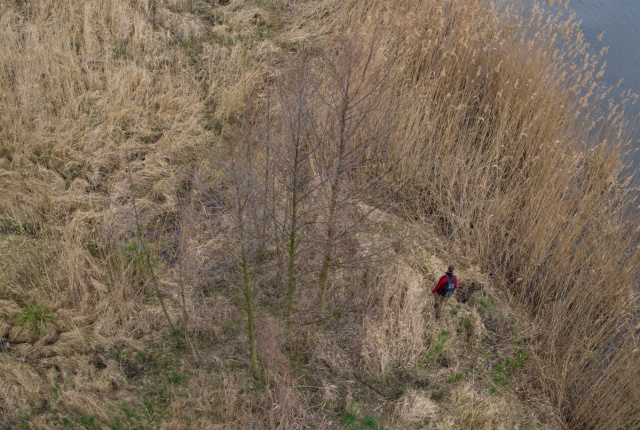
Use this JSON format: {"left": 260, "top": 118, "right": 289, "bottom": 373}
{"left": 0, "top": 0, "right": 207, "bottom": 310}
{"left": 0, "top": 0, "right": 293, "bottom": 425}
{"left": 315, "top": 0, "right": 640, "bottom": 428}
{"left": 359, "top": 261, "right": 425, "bottom": 377}
{"left": 2, "top": 0, "right": 639, "bottom": 427}
{"left": 1, "top": 0, "right": 351, "bottom": 425}
{"left": 0, "top": 0, "right": 278, "bottom": 311}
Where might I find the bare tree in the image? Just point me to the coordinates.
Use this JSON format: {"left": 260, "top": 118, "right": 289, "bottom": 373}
{"left": 246, "top": 40, "right": 402, "bottom": 350}
{"left": 311, "top": 36, "right": 400, "bottom": 312}
{"left": 228, "top": 135, "right": 262, "bottom": 376}
{"left": 268, "top": 54, "right": 322, "bottom": 349}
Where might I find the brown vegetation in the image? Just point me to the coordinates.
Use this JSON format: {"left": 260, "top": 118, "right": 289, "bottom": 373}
{"left": 317, "top": 1, "right": 640, "bottom": 428}
{"left": 0, "top": 0, "right": 638, "bottom": 429}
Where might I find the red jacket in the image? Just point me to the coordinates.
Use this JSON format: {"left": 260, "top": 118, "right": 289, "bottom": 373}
{"left": 432, "top": 273, "right": 458, "bottom": 295}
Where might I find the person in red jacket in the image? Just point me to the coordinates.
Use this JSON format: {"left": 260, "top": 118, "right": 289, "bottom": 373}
{"left": 432, "top": 265, "right": 458, "bottom": 319}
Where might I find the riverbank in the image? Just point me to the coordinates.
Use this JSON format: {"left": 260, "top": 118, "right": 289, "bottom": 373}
{"left": 1, "top": 1, "right": 638, "bottom": 428}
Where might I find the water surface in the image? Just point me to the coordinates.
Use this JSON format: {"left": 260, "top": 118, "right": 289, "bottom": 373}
{"left": 548, "top": 0, "right": 640, "bottom": 169}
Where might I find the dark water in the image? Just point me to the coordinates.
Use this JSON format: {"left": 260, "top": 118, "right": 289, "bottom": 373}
{"left": 548, "top": 0, "right": 640, "bottom": 170}
{"left": 567, "top": 0, "right": 640, "bottom": 102}
{"left": 514, "top": 0, "right": 640, "bottom": 172}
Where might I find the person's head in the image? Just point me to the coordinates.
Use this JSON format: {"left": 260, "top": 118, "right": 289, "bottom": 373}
{"left": 447, "top": 265, "right": 454, "bottom": 274}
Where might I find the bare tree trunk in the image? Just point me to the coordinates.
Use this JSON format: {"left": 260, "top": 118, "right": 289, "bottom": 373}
{"left": 284, "top": 77, "right": 307, "bottom": 350}
{"left": 318, "top": 101, "right": 349, "bottom": 312}
{"left": 241, "top": 239, "right": 260, "bottom": 376}
{"left": 229, "top": 114, "right": 263, "bottom": 375}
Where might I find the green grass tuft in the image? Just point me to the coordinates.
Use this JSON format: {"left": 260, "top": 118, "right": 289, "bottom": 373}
{"left": 17, "top": 303, "right": 54, "bottom": 335}
{"left": 422, "top": 330, "right": 450, "bottom": 365}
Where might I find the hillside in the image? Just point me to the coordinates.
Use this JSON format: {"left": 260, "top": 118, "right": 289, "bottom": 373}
{"left": 1, "top": 1, "right": 639, "bottom": 429}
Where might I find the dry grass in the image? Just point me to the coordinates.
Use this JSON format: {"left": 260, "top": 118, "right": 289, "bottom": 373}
{"left": 0, "top": 300, "right": 21, "bottom": 338}
{"left": 360, "top": 261, "right": 426, "bottom": 377}
{"left": 0, "top": 0, "right": 207, "bottom": 315}
{"left": 393, "top": 390, "right": 438, "bottom": 427}
{"left": 0, "top": 0, "right": 283, "bottom": 426}
{"left": 0, "top": 355, "right": 45, "bottom": 424}
{"left": 313, "top": 0, "right": 640, "bottom": 428}
{"left": 1, "top": 0, "right": 638, "bottom": 428}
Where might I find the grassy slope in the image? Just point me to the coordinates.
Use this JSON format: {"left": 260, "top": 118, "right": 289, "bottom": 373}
{"left": 0, "top": 1, "right": 637, "bottom": 429}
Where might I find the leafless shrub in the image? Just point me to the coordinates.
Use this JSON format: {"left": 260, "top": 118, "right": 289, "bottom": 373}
{"left": 309, "top": 35, "right": 402, "bottom": 313}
